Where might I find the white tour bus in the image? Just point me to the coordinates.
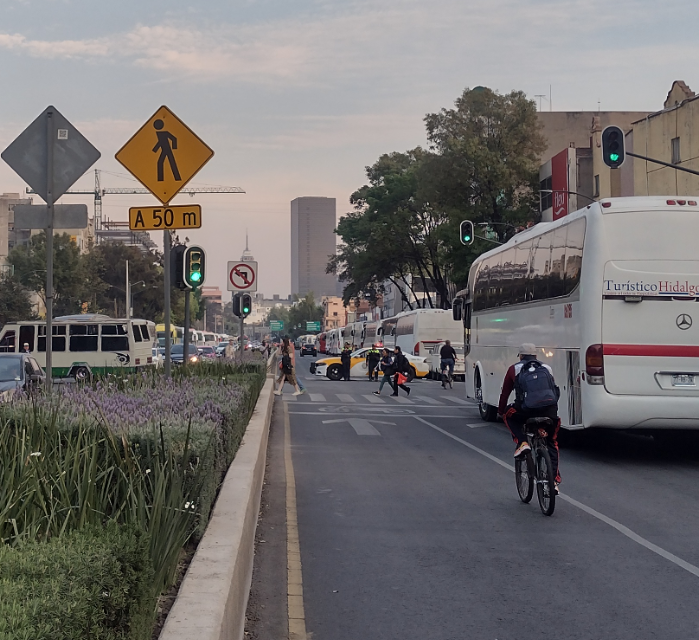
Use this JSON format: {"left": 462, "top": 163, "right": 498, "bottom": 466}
{"left": 389, "top": 309, "right": 462, "bottom": 356}
{"left": 325, "top": 328, "right": 341, "bottom": 355}
{"left": 453, "top": 196, "right": 699, "bottom": 431}
{"left": 0, "top": 314, "right": 156, "bottom": 379}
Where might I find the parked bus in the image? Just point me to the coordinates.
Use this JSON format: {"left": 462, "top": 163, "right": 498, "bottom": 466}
{"left": 453, "top": 196, "right": 699, "bottom": 431}
{"left": 326, "top": 328, "right": 341, "bottom": 355}
{"left": 392, "top": 309, "right": 462, "bottom": 357}
{"left": 315, "top": 332, "right": 327, "bottom": 354}
{"left": 0, "top": 314, "right": 156, "bottom": 380}
{"left": 156, "top": 324, "right": 183, "bottom": 347}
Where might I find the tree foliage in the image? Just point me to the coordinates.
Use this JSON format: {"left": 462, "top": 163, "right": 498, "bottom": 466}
{"left": 330, "top": 86, "right": 546, "bottom": 308}
{"left": 0, "top": 273, "right": 36, "bottom": 325}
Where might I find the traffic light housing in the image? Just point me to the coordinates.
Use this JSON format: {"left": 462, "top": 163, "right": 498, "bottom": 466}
{"left": 602, "top": 126, "right": 625, "bottom": 168}
{"left": 240, "top": 293, "right": 252, "bottom": 319}
{"left": 183, "top": 246, "right": 206, "bottom": 289}
{"left": 172, "top": 244, "right": 187, "bottom": 290}
{"left": 232, "top": 293, "right": 241, "bottom": 318}
{"left": 460, "top": 220, "right": 474, "bottom": 245}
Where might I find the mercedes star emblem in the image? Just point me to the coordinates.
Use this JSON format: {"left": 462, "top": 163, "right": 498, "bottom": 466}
{"left": 676, "top": 314, "right": 693, "bottom": 330}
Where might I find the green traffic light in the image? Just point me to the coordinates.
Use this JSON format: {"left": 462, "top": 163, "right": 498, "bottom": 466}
{"left": 609, "top": 153, "right": 619, "bottom": 162}
{"left": 191, "top": 272, "right": 201, "bottom": 282}
{"left": 463, "top": 234, "right": 471, "bottom": 242}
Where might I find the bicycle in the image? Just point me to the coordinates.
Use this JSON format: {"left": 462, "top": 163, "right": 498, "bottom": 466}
{"left": 440, "top": 359, "right": 454, "bottom": 389}
{"left": 514, "top": 417, "right": 556, "bottom": 516}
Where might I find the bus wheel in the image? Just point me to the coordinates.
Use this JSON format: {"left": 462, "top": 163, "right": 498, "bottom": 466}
{"left": 475, "top": 373, "right": 497, "bottom": 422}
{"left": 327, "top": 364, "right": 343, "bottom": 381}
{"left": 73, "top": 366, "right": 91, "bottom": 382}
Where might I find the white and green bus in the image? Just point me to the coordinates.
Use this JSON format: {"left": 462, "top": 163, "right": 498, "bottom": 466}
{"left": 0, "top": 314, "right": 156, "bottom": 380}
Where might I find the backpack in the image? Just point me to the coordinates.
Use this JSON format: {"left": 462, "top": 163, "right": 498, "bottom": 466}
{"left": 281, "top": 353, "right": 293, "bottom": 374}
{"left": 515, "top": 360, "right": 559, "bottom": 411}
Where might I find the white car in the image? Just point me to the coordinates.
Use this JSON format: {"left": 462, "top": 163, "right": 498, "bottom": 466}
{"left": 310, "top": 347, "right": 430, "bottom": 381}
{"left": 428, "top": 342, "right": 465, "bottom": 381}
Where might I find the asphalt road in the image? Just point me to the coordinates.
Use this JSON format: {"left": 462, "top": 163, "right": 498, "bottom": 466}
{"left": 247, "top": 354, "right": 699, "bottom": 640}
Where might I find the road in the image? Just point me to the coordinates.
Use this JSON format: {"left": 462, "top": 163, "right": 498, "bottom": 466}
{"left": 246, "top": 354, "right": 699, "bottom": 639}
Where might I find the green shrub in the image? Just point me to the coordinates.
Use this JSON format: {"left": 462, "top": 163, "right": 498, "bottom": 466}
{"left": 0, "top": 524, "right": 154, "bottom": 640}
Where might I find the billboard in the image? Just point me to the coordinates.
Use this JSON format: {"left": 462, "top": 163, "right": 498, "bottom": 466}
{"left": 551, "top": 149, "right": 569, "bottom": 220}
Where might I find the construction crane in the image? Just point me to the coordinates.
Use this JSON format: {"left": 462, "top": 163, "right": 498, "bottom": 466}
{"left": 26, "top": 169, "right": 245, "bottom": 237}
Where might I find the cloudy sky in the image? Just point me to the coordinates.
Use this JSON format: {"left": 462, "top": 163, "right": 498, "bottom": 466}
{"left": 1, "top": 0, "right": 696, "bottom": 297}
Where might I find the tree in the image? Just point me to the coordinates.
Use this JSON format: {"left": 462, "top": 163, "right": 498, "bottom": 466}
{"left": 9, "top": 232, "right": 90, "bottom": 316}
{"left": 0, "top": 273, "right": 36, "bottom": 325}
{"left": 287, "top": 293, "right": 324, "bottom": 339}
{"left": 330, "top": 86, "right": 545, "bottom": 306}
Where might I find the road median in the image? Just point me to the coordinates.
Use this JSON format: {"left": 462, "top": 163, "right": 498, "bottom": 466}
{"left": 159, "top": 372, "right": 276, "bottom": 640}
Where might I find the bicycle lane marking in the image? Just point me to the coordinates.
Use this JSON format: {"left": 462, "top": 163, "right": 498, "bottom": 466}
{"left": 413, "top": 416, "right": 699, "bottom": 580}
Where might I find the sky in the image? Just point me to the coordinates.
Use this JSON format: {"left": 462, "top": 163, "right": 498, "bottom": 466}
{"left": 1, "top": 0, "right": 698, "bottom": 298}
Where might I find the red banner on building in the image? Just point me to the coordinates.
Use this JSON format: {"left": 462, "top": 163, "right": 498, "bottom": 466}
{"left": 551, "top": 149, "right": 569, "bottom": 220}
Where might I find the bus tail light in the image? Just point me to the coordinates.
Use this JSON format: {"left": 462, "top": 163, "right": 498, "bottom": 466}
{"left": 414, "top": 342, "right": 420, "bottom": 356}
{"left": 585, "top": 344, "right": 605, "bottom": 385}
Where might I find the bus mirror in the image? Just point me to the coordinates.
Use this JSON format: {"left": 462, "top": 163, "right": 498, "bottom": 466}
{"left": 452, "top": 300, "right": 463, "bottom": 322}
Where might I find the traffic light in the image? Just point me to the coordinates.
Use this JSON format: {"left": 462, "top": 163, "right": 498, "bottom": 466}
{"left": 232, "top": 293, "right": 241, "bottom": 318}
{"left": 240, "top": 293, "right": 252, "bottom": 319}
{"left": 602, "top": 126, "right": 625, "bottom": 168}
{"left": 183, "top": 246, "right": 206, "bottom": 289}
{"left": 172, "top": 244, "right": 187, "bottom": 290}
{"left": 460, "top": 220, "right": 474, "bottom": 245}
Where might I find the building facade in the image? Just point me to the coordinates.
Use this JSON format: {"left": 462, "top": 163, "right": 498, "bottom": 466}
{"left": 322, "top": 296, "right": 345, "bottom": 330}
{"left": 290, "top": 197, "right": 339, "bottom": 298}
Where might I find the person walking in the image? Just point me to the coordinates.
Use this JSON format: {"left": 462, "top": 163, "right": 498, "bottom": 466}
{"left": 365, "top": 344, "right": 381, "bottom": 381}
{"left": 373, "top": 348, "right": 395, "bottom": 396}
{"left": 340, "top": 342, "right": 352, "bottom": 381}
{"left": 391, "top": 346, "right": 411, "bottom": 396}
{"left": 275, "top": 338, "right": 304, "bottom": 396}
{"left": 224, "top": 338, "right": 236, "bottom": 359}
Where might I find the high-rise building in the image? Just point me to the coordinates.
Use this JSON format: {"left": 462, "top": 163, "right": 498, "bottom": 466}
{"left": 290, "top": 196, "right": 338, "bottom": 299}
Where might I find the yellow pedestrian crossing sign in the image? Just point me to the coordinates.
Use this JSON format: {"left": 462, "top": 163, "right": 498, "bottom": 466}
{"left": 115, "top": 106, "right": 214, "bottom": 205}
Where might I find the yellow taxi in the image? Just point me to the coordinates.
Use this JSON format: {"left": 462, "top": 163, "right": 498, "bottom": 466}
{"left": 310, "top": 347, "right": 429, "bottom": 381}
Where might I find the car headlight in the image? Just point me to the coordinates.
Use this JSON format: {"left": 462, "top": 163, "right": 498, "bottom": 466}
{"left": 189, "top": 355, "right": 199, "bottom": 363}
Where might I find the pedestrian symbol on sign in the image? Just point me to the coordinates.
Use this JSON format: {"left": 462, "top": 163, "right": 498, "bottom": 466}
{"left": 153, "top": 119, "right": 181, "bottom": 182}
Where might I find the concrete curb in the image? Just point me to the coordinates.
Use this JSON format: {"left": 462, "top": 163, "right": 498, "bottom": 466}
{"left": 159, "top": 374, "right": 276, "bottom": 640}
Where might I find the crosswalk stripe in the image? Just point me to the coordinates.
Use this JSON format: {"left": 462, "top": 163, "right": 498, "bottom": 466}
{"left": 391, "top": 396, "right": 413, "bottom": 404}
{"left": 414, "top": 396, "right": 443, "bottom": 405}
{"left": 441, "top": 396, "right": 470, "bottom": 405}
{"left": 336, "top": 394, "right": 356, "bottom": 403}
{"left": 363, "top": 394, "right": 386, "bottom": 404}
{"left": 282, "top": 395, "right": 298, "bottom": 401}
{"left": 309, "top": 394, "right": 326, "bottom": 402}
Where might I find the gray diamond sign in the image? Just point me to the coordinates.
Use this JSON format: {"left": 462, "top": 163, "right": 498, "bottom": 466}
{"left": 1, "top": 105, "right": 100, "bottom": 202}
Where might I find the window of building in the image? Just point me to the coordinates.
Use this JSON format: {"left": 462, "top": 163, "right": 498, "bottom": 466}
{"left": 672, "top": 137, "right": 681, "bottom": 164}
{"left": 593, "top": 175, "right": 600, "bottom": 198}
{"left": 539, "top": 176, "right": 552, "bottom": 211}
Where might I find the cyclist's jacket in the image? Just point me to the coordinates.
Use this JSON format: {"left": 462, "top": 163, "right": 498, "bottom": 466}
{"left": 498, "top": 356, "right": 555, "bottom": 415}
{"left": 440, "top": 345, "right": 456, "bottom": 360}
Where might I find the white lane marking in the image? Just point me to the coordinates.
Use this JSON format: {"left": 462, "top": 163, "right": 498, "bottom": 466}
{"left": 363, "top": 394, "right": 386, "bottom": 404}
{"left": 391, "top": 396, "right": 413, "bottom": 404}
{"left": 283, "top": 395, "right": 298, "bottom": 401}
{"left": 441, "top": 396, "right": 470, "bottom": 405}
{"left": 309, "top": 394, "right": 326, "bottom": 402}
{"left": 414, "top": 416, "right": 699, "bottom": 580}
{"left": 414, "top": 396, "right": 444, "bottom": 405}
{"left": 336, "top": 394, "right": 356, "bottom": 403}
{"left": 322, "top": 418, "right": 393, "bottom": 436}
{"left": 466, "top": 423, "right": 490, "bottom": 428}
{"left": 289, "top": 412, "right": 469, "bottom": 417}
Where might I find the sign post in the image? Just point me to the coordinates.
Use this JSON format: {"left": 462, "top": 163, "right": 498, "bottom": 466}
{"left": 1, "top": 105, "right": 100, "bottom": 384}
{"left": 115, "top": 106, "right": 214, "bottom": 377}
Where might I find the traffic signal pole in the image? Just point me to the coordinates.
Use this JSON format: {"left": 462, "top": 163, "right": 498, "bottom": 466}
{"left": 183, "top": 289, "right": 191, "bottom": 367}
{"left": 163, "top": 229, "right": 171, "bottom": 378}
{"left": 626, "top": 152, "right": 699, "bottom": 178}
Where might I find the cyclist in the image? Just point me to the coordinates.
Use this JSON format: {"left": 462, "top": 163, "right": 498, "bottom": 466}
{"left": 439, "top": 340, "right": 457, "bottom": 388}
{"left": 498, "top": 343, "right": 561, "bottom": 489}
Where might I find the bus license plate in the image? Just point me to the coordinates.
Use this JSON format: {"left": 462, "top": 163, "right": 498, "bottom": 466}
{"left": 672, "top": 374, "right": 695, "bottom": 387}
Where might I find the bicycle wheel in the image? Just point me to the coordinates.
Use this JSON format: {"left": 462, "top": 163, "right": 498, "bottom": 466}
{"left": 535, "top": 444, "right": 556, "bottom": 516}
{"left": 515, "top": 451, "right": 534, "bottom": 503}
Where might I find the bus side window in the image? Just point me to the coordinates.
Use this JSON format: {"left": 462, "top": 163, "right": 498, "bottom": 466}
{"left": 565, "top": 218, "right": 586, "bottom": 294}
{"left": 0, "top": 330, "right": 16, "bottom": 353}
{"left": 141, "top": 325, "right": 152, "bottom": 341}
{"left": 132, "top": 325, "right": 143, "bottom": 342}
{"left": 69, "top": 324, "right": 98, "bottom": 352}
{"left": 101, "top": 325, "right": 130, "bottom": 352}
{"left": 464, "top": 301, "right": 472, "bottom": 356}
{"left": 19, "top": 326, "right": 35, "bottom": 352}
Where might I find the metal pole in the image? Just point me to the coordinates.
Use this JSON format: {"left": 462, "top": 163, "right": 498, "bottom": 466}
{"left": 164, "top": 229, "right": 171, "bottom": 378}
{"left": 45, "top": 109, "right": 54, "bottom": 386}
{"left": 125, "top": 259, "right": 130, "bottom": 319}
{"left": 627, "top": 151, "right": 699, "bottom": 178}
{"left": 183, "top": 289, "right": 191, "bottom": 367}
{"left": 239, "top": 315, "right": 244, "bottom": 363}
